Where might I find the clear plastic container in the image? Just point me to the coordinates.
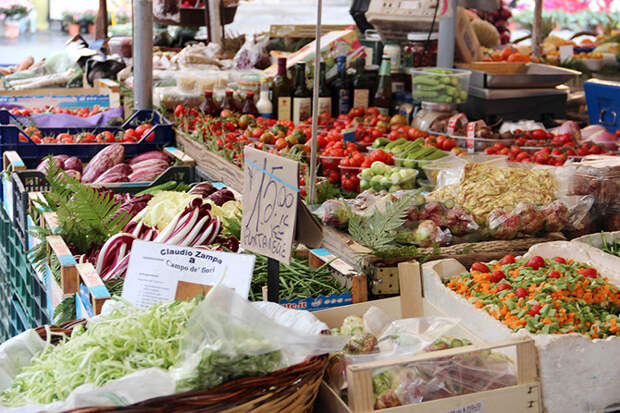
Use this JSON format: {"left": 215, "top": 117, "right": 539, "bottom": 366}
{"left": 421, "top": 156, "right": 467, "bottom": 187}
{"left": 155, "top": 87, "right": 204, "bottom": 110}
{"left": 359, "top": 167, "right": 418, "bottom": 192}
{"left": 409, "top": 68, "right": 471, "bottom": 105}
{"left": 403, "top": 32, "right": 438, "bottom": 68}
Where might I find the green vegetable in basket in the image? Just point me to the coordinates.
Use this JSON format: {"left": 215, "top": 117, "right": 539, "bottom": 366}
{"left": 1, "top": 299, "right": 198, "bottom": 406}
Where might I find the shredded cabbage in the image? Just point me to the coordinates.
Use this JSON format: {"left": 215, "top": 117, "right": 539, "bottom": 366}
{"left": 141, "top": 191, "right": 199, "bottom": 230}
{"left": 0, "top": 299, "right": 197, "bottom": 407}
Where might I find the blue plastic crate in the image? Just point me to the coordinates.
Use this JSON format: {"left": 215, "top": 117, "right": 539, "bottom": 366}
{"left": 0, "top": 109, "right": 174, "bottom": 169}
{"left": 584, "top": 79, "right": 620, "bottom": 133}
{"left": 9, "top": 297, "right": 31, "bottom": 338}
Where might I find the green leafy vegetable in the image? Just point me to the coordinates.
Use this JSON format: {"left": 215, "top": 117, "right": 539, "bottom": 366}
{"left": 0, "top": 299, "right": 197, "bottom": 406}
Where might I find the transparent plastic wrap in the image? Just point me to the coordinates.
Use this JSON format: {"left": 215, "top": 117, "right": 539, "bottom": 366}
{"left": 172, "top": 284, "right": 345, "bottom": 392}
{"left": 372, "top": 347, "right": 516, "bottom": 409}
{"left": 233, "top": 34, "right": 270, "bottom": 70}
{"left": 153, "top": 0, "right": 180, "bottom": 23}
{"left": 563, "top": 156, "right": 620, "bottom": 212}
{"left": 326, "top": 307, "right": 460, "bottom": 394}
{"left": 485, "top": 196, "right": 593, "bottom": 239}
{"left": 175, "top": 43, "right": 223, "bottom": 67}
{"left": 313, "top": 199, "right": 350, "bottom": 229}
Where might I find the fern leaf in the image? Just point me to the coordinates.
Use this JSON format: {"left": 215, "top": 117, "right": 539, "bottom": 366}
{"left": 348, "top": 194, "right": 413, "bottom": 253}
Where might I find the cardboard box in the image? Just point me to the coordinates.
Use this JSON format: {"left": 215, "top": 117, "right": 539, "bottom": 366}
{"left": 422, "top": 241, "right": 620, "bottom": 413}
{"left": 263, "top": 29, "right": 365, "bottom": 78}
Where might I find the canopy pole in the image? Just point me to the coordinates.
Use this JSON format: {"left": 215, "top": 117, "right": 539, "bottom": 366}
{"left": 532, "top": 0, "right": 542, "bottom": 58}
{"left": 133, "top": 0, "right": 153, "bottom": 109}
{"left": 437, "top": 0, "right": 456, "bottom": 68}
{"left": 308, "top": 0, "right": 322, "bottom": 205}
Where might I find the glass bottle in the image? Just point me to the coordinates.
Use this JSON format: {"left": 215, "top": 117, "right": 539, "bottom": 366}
{"left": 352, "top": 59, "right": 371, "bottom": 110}
{"left": 220, "top": 90, "right": 237, "bottom": 114}
{"left": 256, "top": 79, "right": 273, "bottom": 118}
{"left": 272, "top": 57, "right": 292, "bottom": 121}
{"left": 317, "top": 61, "right": 332, "bottom": 116}
{"left": 374, "top": 55, "right": 392, "bottom": 116}
{"left": 292, "top": 62, "right": 311, "bottom": 124}
{"left": 242, "top": 91, "right": 258, "bottom": 115}
{"left": 200, "top": 90, "right": 218, "bottom": 116}
{"left": 331, "top": 55, "right": 352, "bottom": 116}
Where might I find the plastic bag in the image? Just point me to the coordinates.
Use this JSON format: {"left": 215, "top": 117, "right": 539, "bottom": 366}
{"left": 172, "top": 284, "right": 345, "bottom": 392}
{"left": 314, "top": 199, "right": 350, "bottom": 228}
{"left": 153, "top": 0, "right": 179, "bottom": 24}
{"left": 346, "top": 316, "right": 460, "bottom": 365}
{"left": 373, "top": 347, "right": 516, "bottom": 409}
{"left": 233, "top": 34, "right": 270, "bottom": 70}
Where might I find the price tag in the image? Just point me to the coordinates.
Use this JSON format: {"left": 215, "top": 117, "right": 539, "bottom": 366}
{"left": 122, "top": 240, "right": 255, "bottom": 309}
{"left": 466, "top": 122, "right": 476, "bottom": 153}
{"left": 241, "top": 147, "right": 299, "bottom": 264}
{"left": 447, "top": 113, "right": 466, "bottom": 135}
{"left": 559, "top": 45, "right": 574, "bottom": 63}
{"left": 342, "top": 126, "right": 356, "bottom": 143}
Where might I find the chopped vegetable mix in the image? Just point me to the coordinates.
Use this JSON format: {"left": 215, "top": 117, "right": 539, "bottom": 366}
{"left": 445, "top": 255, "right": 620, "bottom": 338}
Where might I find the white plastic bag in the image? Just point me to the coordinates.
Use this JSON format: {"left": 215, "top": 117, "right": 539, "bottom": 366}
{"left": 172, "top": 284, "right": 345, "bottom": 391}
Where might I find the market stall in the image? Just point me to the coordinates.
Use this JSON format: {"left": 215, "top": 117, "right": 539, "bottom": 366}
{"left": 0, "top": 0, "right": 619, "bottom": 411}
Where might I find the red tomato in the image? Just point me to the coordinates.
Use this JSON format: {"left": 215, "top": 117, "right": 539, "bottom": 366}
{"left": 547, "top": 270, "right": 561, "bottom": 279}
{"left": 496, "top": 283, "right": 512, "bottom": 292}
{"left": 471, "top": 262, "right": 490, "bottom": 273}
{"left": 515, "top": 287, "right": 528, "bottom": 298}
{"left": 531, "top": 129, "right": 548, "bottom": 140}
{"left": 490, "top": 270, "right": 506, "bottom": 283}
{"left": 552, "top": 257, "right": 567, "bottom": 264}
{"left": 526, "top": 256, "right": 545, "bottom": 270}
{"left": 96, "top": 131, "right": 115, "bottom": 143}
{"left": 528, "top": 304, "right": 542, "bottom": 316}
{"left": 577, "top": 268, "right": 598, "bottom": 278}
{"left": 500, "top": 254, "right": 516, "bottom": 265}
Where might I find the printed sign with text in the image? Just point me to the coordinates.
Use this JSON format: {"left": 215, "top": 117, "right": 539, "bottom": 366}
{"left": 241, "top": 147, "right": 299, "bottom": 264}
{"left": 122, "top": 240, "right": 255, "bottom": 309}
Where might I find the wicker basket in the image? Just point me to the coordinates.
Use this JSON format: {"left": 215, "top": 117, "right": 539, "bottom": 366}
{"left": 32, "top": 321, "right": 328, "bottom": 413}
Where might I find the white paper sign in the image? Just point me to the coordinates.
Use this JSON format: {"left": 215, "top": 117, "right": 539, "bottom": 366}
{"left": 122, "top": 240, "right": 255, "bottom": 309}
{"left": 559, "top": 45, "right": 574, "bottom": 63}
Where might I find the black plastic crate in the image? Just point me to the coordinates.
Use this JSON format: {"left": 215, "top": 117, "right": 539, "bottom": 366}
{"left": 0, "top": 110, "right": 174, "bottom": 169}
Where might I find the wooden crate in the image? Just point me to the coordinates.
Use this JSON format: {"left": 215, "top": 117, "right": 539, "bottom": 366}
{"left": 313, "top": 261, "right": 542, "bottom": 413}
{"left": 262, "top": 248, "right": 368, "bottom": 311}
{"left": 46, "top": 235, "right": 110, "bottom": 310}
{"left": 176, "top": 131, "right": 244, "bottom": 191}
{"left": 321, "top": 224, "right": 566, "bottom": 294}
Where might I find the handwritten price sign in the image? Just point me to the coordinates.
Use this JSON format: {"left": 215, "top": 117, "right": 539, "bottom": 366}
{"left": 241, "top": 147, "right": 299, "bottom": 264}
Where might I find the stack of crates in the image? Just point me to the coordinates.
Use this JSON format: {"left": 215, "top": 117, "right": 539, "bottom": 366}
{"left": 0, "top": 207, "right": 49, "bottom": 342}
